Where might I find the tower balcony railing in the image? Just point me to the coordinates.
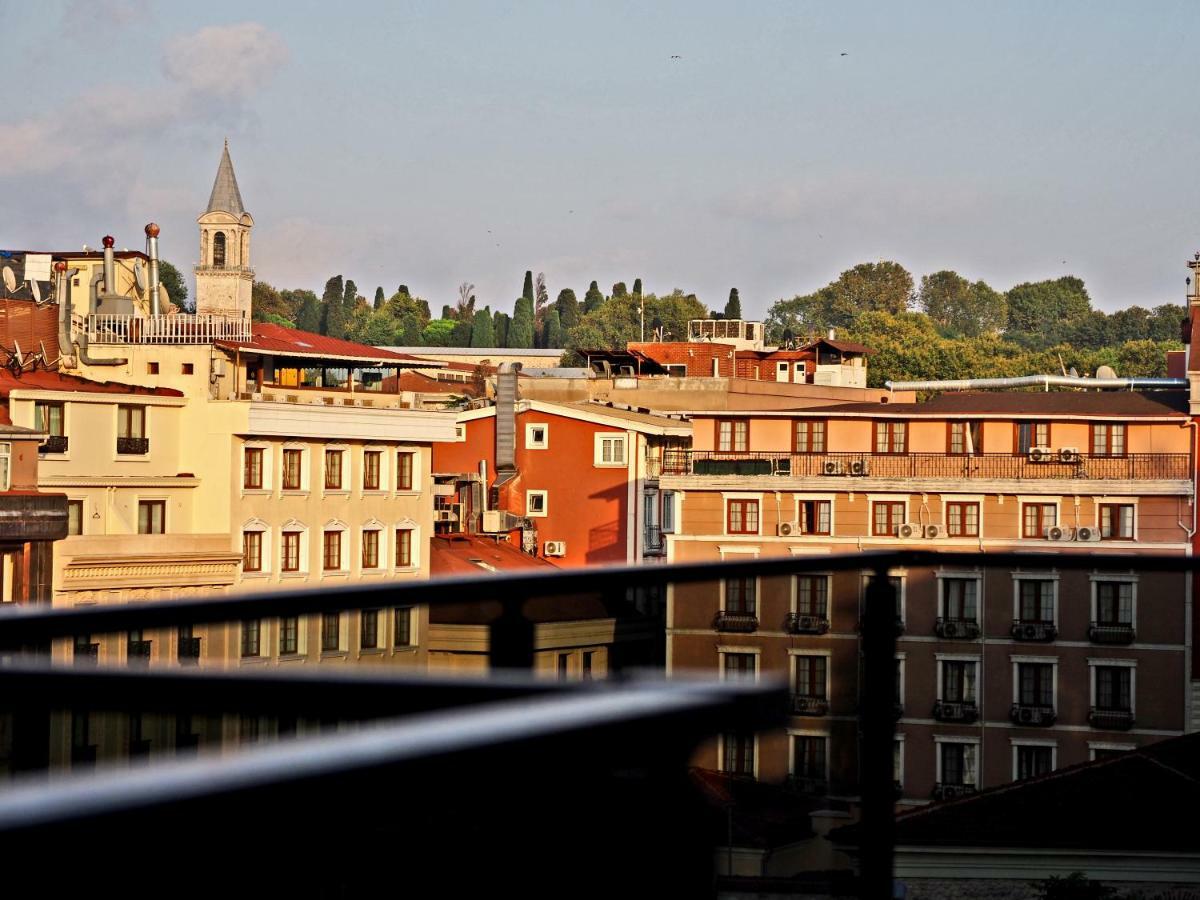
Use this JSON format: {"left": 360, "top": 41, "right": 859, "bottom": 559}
{"left": 85, "top": 313, "right": 252, "bottom": 345}
{"left": 194, "top": 265, "right": 255, "bottom": 274}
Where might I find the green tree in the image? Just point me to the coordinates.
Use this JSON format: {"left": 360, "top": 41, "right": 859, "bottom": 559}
{"left": 764, "top": 260, "right": 914, "bottom": 340}
{"left": 384, "top": 291, "right": 432, "bottom": 345}
{"left": 158, "top": 260, "right": 190, "bottom": 311}
{"left": 421, "top": 319, "right": 457, "bottom": 346}
{"left": 522, "top": 270, "right": 534, "bottom": 302}
{"left": 632, "top": 278, "right": 643, "bottom": 298}
{"left": 494, "top": 311, "right": 510, "bottom": 347}
{"left": 471, "top": 307, "right": 495, "bottom": 347}
{"left": 261, "top": 311, "right": 296, "bottom": 329}
{"left": 917, "top": 271, "right": 1007, "bottom": 337}
{"left": 534, "top": 272, "right": 548, "bottom": 348}
{"left": 320, "top": 275, "right": 346, "bottom": 337}
{"left": 343, "top": 279, "right": 359, "bottom": 314}
{"left": 612, "top": 282, "right": 628, "bottom": 298}
{"left": 563, "top": 290, "right": 707, "bottom": 361}
{"left": 374, "top": 286, "right": 385, "bottom": 309}
{"left": 294, "top": 290, "right": 321, "bottom": 333}
{"left": 555, "top": 288, "right": 581, "bottom": 331}
{"left": 1149, "top": 304, "right": 1187, "bottom": 342}
{"left": 510, "top": 297, "right": 535, "bottom": 348}
{"left": 251, "top": 281, "right": 289, "bottom": 323}
{"left": 724, "top": 287, "right": 742, "bottom": 320}
{"left": 397, "top": 284, "right": 410, "bottom": 297}
{"left": 584, "top": 280, "right": 605, "bottom": 313}
{"left": 1006, "top": 276, "right": 1092, "bottom": 340}
{"left": 544, "top": 307, "right": 563, "bottom": 348}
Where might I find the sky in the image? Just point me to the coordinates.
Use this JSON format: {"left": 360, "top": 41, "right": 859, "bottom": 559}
{"left": 1, "top": 0, "right": 1198, "bottom": 318}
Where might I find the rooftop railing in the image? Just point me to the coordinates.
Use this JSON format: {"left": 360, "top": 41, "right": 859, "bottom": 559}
{"left": 86, "top": 313, "right": 252, "bottom": 345}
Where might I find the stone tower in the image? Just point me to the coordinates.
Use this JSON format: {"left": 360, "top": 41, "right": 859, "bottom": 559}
{"left": 195, "top": 140, "right": 254, "bottom": 318}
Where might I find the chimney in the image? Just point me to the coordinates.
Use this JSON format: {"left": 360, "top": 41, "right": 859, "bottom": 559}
{"left": 145, "top": 223, "right": 161, "bottom": 315}
{"left": 102, "top": 235, "right": 116, "bottom": 296}
{"left": 827, "top": 328, "right": 836, "bottom": 341}
{"left": 495, "top": 363, "right": 520, "bottom": 477}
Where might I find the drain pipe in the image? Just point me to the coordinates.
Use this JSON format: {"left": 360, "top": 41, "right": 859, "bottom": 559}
{"left": 886, "top": 374, "right": 1187, "bottom": 392}
{"left": 145, "top": 223, "right": 161, "bottom": 315}
{"left": 1180, "top": 420, "right": 1199, "bottom": 540}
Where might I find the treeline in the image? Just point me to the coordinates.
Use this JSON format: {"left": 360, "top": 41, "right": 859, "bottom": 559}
{"left": 765, "top": 262, "right": 1185, "bottom": 385}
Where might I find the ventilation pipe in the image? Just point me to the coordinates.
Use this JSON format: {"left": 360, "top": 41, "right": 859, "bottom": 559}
{"left": 54, "top": 262, "right": 74, "bottom": 354}
{"left": 145, "top": 222, "right": 161, "bottom": 316}
{"left": 101, "top": 235, "right": 116, "bottom": 296}
{"left": 885, "top": 374, "right": 1187, "bottom": 392}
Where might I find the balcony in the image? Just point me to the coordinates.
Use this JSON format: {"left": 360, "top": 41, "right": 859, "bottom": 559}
{"left": 933, "top": 700, "right": 979, "bottom": 723}
{"left": 643, "top": 526, "right": 665, "bottom": 556}
{"left": 117, "top": 436, "right": 150, "bottom": 455}
{"left": 1010, "top": 703, "right": 1057, "bottom": 727}
{"left": 660, "top": 450, "right": 1190, "bottom": 484}
{"left": 127, "top": 640, "right": 152, "bottom": 665}
{"left": 86, "top": 312, "right": 252, "bottom": 345}
{"left": 784, "top": 612, "right": 830, "bottom": 635}
{"left": 1089, "top": 708, "right": 1135, "bottom": 731}
{"left": 1011, "top": 620, "right": 1057, "bottom": 642}
{"left": 934, "top": 617, "right": 980, "bottom": 640}
{"left": 40, "top": 435, "right": 68, "bottom": 454}
{"left": 177, "top": 637, "right": 202, "bottom": 664}
{"left": 74, "top": 642, "right": 99, "bottom": 665}
{"left": 931, "top": 783, "right": 977, "bottom": 802}
{"left": 713, "top": 611, "right": 758, "bottom": 633}
{"left": 785, "top": 774, "right": 829, "bottom": 796}
{"left": 791, "top": 694, "right": 830, "bottom": 716}
{"left": 1089, "top": 622, "right": 1135, "bottom": 645}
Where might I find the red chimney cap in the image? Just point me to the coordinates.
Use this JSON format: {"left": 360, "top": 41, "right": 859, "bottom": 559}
{"left": 53, "top": 261, "right": 68, "bottom": 273}
{"left": 101, "top": 235, "right": 115, "bottom": 248}
{"left": 145, "top": 223, "right": 160, "bottom": 237}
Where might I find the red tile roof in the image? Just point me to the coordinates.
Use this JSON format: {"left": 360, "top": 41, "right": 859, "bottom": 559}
{"left": 395, "top": 371, "right": 484, "bottom": 395}
{"left": 0, "top": 369, "right": 182, "bottom": 398}
{"left": 430, "top": 533, "right": 555, "bottom": 578}
{"left": 215, "top": 323, "right": 430, "bottom": 365}
{"left": 801, "top": 390, "right": 1188, "bottom": 417}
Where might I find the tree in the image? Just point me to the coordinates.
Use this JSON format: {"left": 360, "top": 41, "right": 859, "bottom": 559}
{"left": 1006, "top": 276, "right": 1092, "bottom": 340}
{"left": 493, "top": 311, "right": 510, "bottom": 348}
{"left": 397, "top": 284, "right": 410, "bottom": 297}
{"left": 563, "top": 290, "right": 707, "bottom": 361}
{"left": 384, "top": 291, "right": 432, "bottom": 345}
{"left": 612, "top": 282, "right": 628, "bottom": 298}
{"left": 917, "top": 271, "right": 1007, "bottom": 337}
{"left": 261, "top": 311, "right": 295, "bottom": 329}
{"left": 320, "top": 275, "right": 346, "bottom": 337}
{"left": 471, "top": 307, "right": 495, "bottom": 347}
{"left": 510, "top": 296, "right": 535, "bottom": 348}
{"left": 1149, "top": 304, "right": 1188, "bottom": 342}
{"left": 251, "top": 281, "right": 290, "bottom": 323}
{"left": 295, "top": 290, "right": 321, "bottom": 333}
{"left": 584, "top": 280, "right": 605, "bottom": 313}
{"left": 724, "top": 287, "right": 742, "bottom": 320}
{"left": 555, "top": 288, "right": 580, "bottom": 331}
{"left": 534, "top": 272, "right": 549, "bottom": 347}
{"left": 158, "top": 260, "right": 190, "bottom": 311}
{"left": 632, "top": 278, "right": 643, "bottom": 298}
{"left": 457, "top": 282, "right": 476, "bottom": 320}
{"left": 343, "top": 279, "right": 359, "bottom": 315}
{"left": 764, "top": 260, "right": 914, "bottom": 339}
{"left": 544, "top": 307, "right": 563, "bottom": 348}
{"left": 373, "top": 286, "right": 385, "bottom": 309}
{"left": 522, "top": 270, "right": 534, "bottom": 302}
{"left": 420, "top": 319, "right": 457, "bottom": 346}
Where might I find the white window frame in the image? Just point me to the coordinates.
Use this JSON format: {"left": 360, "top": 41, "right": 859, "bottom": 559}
{"left": 861, "top": 568, "right": 907, "bottom": 627}
{"left": 787, "top": 648, "right": 831, "bottom": 699}
{"left": 393, "top": 518, "right": 421, "bottom": 572}
{"left": 894, "top": 734, "right": 906, "bottom": 787}
{"left": 933, "top": 736, "right": 981, "bottom": 787}
{"left": 1093, "top": 496, "right": 1139, "bottom": 541}
{"left": 719, "top": 575, "right": 761, "bottom": 614}
{"left": 935, "top": 653, "right": 981, "bottom": 704}
{"left": 360, "top": 519, "right": 385, "bottom": 573}
{"left": 718, "top": 646, "right": 762, "bottom": 683}
{"left": 867, "top": 494, "right": 911, "bottom": 538}
{"left": 1088, "top": 657, "right": 1137, "bottom": 716}
{"left": 320, "top": 519, "right": 350, "bottom": 576}
{"left": 939, "top": 493, "right": 985, "bottom": 538}
{"left": 1089, "top": 572, "right": 1138, "bottom": 626}
{"left": 241, "top": 441, "right": 273, "bottom": 493}
{"left": 786, "top": 728, "right": 830, "bottom": 781}
{"left": 1088, "top": 741, "right": 1135, "bottom": 760}
{"left": 362, "top": 446, "right": 389, "bottom": 493}
{"left": 1011, "top": 738, "right": 1058, "bottom": 780}
{"left": 716, "top": 731, "right": 758, "bottom": 779}
{"left": 395, "top": 446, "right": 420, "bottom": 494}
{"left": 1011, "top": 571, "right": 1061, "bottom": 627}
{"left": 526, "top": 490, "right": 549, "bottom": 518}
{"left": 241, "top": 517, "right": 272, "bottom": 578}
{"left": 936, "top": 570, "right": 982, "bottom": 623}
{"left": 661, "top": 490, "right": 678, "bottom": 534}
{"left": 322, "top": 445, "right": 350, "bottom": 495}
{"left": 790, "top": 573, "right": 832, "bottom": 616}
{"left": 279, "top": 518, "right": 309, "bottom": 577}
{"left": 1018, "top": 496, "right": 1061, "bottom": 540}
{"left": 0, "top": 442, "right": 11, "bottom": 490}
{"left": 281, "top": 442, "right": 310, "bottom": 493}
{"left": 792, "top": 493, "right": 837, "bottom": 536}
{"left": 594, "top": 432, "right": 628, "bottom": 467}
{"left": 722, "top": 491, "right": 763, "bottom": 537}
{"left": 1010, "top": 654, "right": 1059, "bottom": 712}
{"left": 896, "top": 651, "right": 906, "bottom": 712}
{"left": 525, "top": 422, "right": 550, "bottom": 450}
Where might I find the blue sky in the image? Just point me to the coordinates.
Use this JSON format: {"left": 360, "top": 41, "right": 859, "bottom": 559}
{"left": 2, "top": 0, "right": 1197, "bottom": 317}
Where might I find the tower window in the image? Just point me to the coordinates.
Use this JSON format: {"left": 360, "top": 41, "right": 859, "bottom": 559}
{"left": 213, "top": 232, "right": 226, "bottom": 268}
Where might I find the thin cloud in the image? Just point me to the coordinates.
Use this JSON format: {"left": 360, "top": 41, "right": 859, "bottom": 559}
{"left": 162, "top": 23, "right": 289, "bottom": 101}
{"left": 61, "top": 0, "right": 151, "bottom": 37}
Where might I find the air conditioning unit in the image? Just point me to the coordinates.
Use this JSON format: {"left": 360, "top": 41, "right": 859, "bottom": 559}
{"left": 942, "top": 620, "right": 960, "bottom": 638}
{"left": 1076, "top": 526, "right": 1102, "bottom": 542}
{"left": 482, "top": 510, "right": 524, "bottom": 533}
{"left": 897, "top": 522, "right": 922, "bottom": 539}
{"left": 544, "top": 540, "right": 567, "bottom": 557}
{"left": 848, "top": 459, "right": 870, "bottom": 476}
{"left": 1058, "top": 447, "right": 1081, "bottom": 464}
{"left": 211, "top": 357, "right": 226, "bottom": 376}
{"left": 777, "top": 521, "right": 800, "bottom": 537}
{"left": 434, "top": 509, "right": 458, "bottom": 523}
{"left": 1028, "top": 446, "right": 1053, "bottom": 463}
{"left": 1046, "top": 525, "right": 1075, "bottom": 541}
{"left": 822, "top": 460, "right": 844, "bottom": 476}
{"left": 1018, "top": 707, "right": 1036, "bottom": 724}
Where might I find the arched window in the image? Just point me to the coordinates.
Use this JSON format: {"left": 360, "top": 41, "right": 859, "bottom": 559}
{"left": 213, "top": 232, "right": 226, "bottom": 268}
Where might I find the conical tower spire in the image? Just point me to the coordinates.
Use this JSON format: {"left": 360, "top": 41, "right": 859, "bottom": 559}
{"left": 206, "top": 140, "right": 246, "bottom": 217}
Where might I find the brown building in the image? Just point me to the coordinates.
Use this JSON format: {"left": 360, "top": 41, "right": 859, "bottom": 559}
{"left": 661, "top": 390, "right": 1193, "bottom": 804}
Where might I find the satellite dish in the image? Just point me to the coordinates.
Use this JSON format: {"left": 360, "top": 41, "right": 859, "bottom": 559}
{"left": 1096, "top": 365, "right": 1117, "bottom": 380}
{"left": 133, "top": 259, "right": 146, "bottom": 292}
{"left": 1068, "top": 366, "right": 1078, "bottom": 378}
{"left": 30, "top": 281, "right": 41, "bottom": 303}
{"left": 12, "top": 340, "right": 24, "bottom": 369}
{"left": 2, "top": 266, "right": 15, "bottom": 294}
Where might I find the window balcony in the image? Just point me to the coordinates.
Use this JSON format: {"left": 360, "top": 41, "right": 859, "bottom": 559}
{"left": 1088, "top": 622, "right": 1135, "bottom": 645}
{"left": 74, "top": 642, "right": 99, "bottom": 664}
{"left": 785, "top": 774, "right": 828, "bottom": 796}
{"left": 643, "top": 526, "right": 665, "bottom": 556}
{"left": 127, "top": 640, "right": 152, "bottom": 665}
{"left": 933, "top": 700, "right": 978, "bottom": 723}
{"left": 931, "top": 783, "right": 977, "bottom": 802}
{"left": 1089, "top": 708, "right": 1135, "bottom": 731}
{"left": 935, "top": 617, "right": 980, "bottom": 640}
{"left": 784, "top": 612, "right": 830, "bottom": 635}
{"left": 1010, "top": 703, "right": 1057, "bottom": 727}
{"left": 40, "top": 435, "right": 69, "bottom": 454}
{"left": 790, "top": 694, "right": 830, "bottom": 717}
{"left": 713, "top": 611, "right": 758, "bottom": 633}
{"left": 117, "top": 437, "right": 150, "bottom": 455}
{"left": 1011, "top": 620, "right": 1057, "bottom": 642}
{"left": 177, "top": 637, "right": 202, "bottom": 664}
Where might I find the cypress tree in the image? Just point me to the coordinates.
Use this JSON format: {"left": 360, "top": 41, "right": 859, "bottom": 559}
{"left": 555, "top": 288, "right": 580, "bottom": 331}
{"left": 632, "top": 278, "right": 643, "bottom": 297}
{"left": 724, "top": 288, "right": 742, "bottom": 320}
{"left": 544, "top": 307, "right": 563, "bottom": 348}
{"left": 295, "top": 291, "right": 320, "bottom": 333}
{"left": 612, "top": 282, "right": 628, "bottom": 298}
{"left": 584, "top": 280, "right": 605, "bottom": 314}
{"left": 522, "top": 270, "right": 534, "bottom": 302}
{"left": 373, "top": 286, "right": 385, "bottom": 309}
{"left": 320, "top": 275, "right": 345, "bottom": 337}
{"left": 510, "top": 297, "right": 535, "bottom": 348}
{"left": 397, "top": 284, "right": 410, "bottom": 297}
{"left": 471, "top": 307, "right": 495, "bottom": 346}
{"left": 441, "top": 304, "right": 455, "bottom": 320}
{"left": 450, "top": 317, "right": 473, "bottom": 346}
{"left": 343, "top": 279, "right": 358, "bottom": 312}
{"left": 493, "top": 311, "right": 510, "bottom": 347}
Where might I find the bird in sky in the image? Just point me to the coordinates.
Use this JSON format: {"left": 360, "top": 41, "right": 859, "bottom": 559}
{"left": 670, "top": 55, "right": 682, "bottom": 59}
{"left": 840, "top": 52, "right": 848, "bottom": 56}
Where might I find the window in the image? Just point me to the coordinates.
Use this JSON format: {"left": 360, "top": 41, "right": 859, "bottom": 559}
{"left": 872, "top": 501, "right": 906, "bottom": 536}
{"left": 281, "top": 532, "right": 302, "bottom": 572}
{"left": 243, "top": 448, "right": 263, "bottom": 489}
{"left": 324, "top": 449, "right": 344, "bottom": 490}
{"left": 1016, "top": 745, "right": 1054, "bottom": 780}
{"left": 940, "top": 742, "right": 978, "bottom": 787}
{"left": 396, "top": 451, "right": 414, "bottom": 490}
{"left": 1019, "top": 580, "right": 1055, "bottom": 623}
{"left": 212, "top": 231, "right": 226, "bottom": 267}
{"left": 941, "top": 660, "right": 977, "bottom": 703}
{"left": 394, "top": 607, "right": 412, "bottom": 647}
{"left": 1095, "top": 581, "right": 1134, "bottom": 625}
{"left": 717, "top": 420, "right": 749, "bottom": 453}
{"left": 395, "top": 528, "right": 413, "bottom": 567}
{"left": 558, "top": 653, "right": 570, "bottom": 679}
{"left": 360, "top": 609, "right": 379, "bottom": 650}
{"left": 795, "top": 576, "right": 828, "bottom": 617}
{"left": 363, "top": 451, "right": 382, "bottom": 490}
{"left": 942, "top": 578, "right": 978, "bottom": 622}
{"left": 724, "top": 577, "right": 757, "bottom": 614}
{"left": 661, "top": 491, "right": 676, "bottom": 534}
{"left": 67, "top": 500, "right": 83, "bottom": 536}
{"left": 1095, "top": 666, "right": 1132, "bottom": 711}
{"left": 797, "top": 500, "right": 831, "bottom": 535}
{"left": 1016, "top": 422, "right": 1051, "bottom": 453}
{"left": 873, "top": 421, "right": 907, "bottom": 454}
{"left": 117, "top": 405, "right": 147, "bottom": 454}
{"left": 726, "top": 498, "right": 759, "bottom": 535}
{"left": 362, "top": 530, "right": 380, "bottom": 569}
{"left": 241, "top": 620, "right": 261, "bottom": 658}
{"left": 322, "top": 530, "right": 343, "bottom": 571}
{"left": 1022, "top": 503, "right": 1056, "bottom": 538}
{"left": 279, "top": 617, "right": 299, "bottom": 655}
{"left": 242, "top": 531, "right": 262, "bottom": 572}
{"left": 792, "top": 735, "right": 826, "bottom": 780}
{"left": 594, "top": 434, "right": 627, "bottom": 466}
{"left": 1090, "top": 423, "right": 1127, "bottom": 458}
{"left": 321, "top": 613, "right": 340, "bottom": 652}
{"left": 794, "top": 420, "right": 826, "bottom": 453}
{"left": 282, "top": 449, "right": 303, "bottom": 491}
{"left": 526, "top": 423, "right": 549, "bottom": 449}
{"left": 0, "top": 442, "right": 8, "bottom": 490}
{"left": 583, "top": 651, "right": 594, "bottom": 679}
{"left": 182, "top": 363, "right": 194, "bottom": 375}
{"left": 945, "top": 502, "right": 979, "bottom": 537}
{"left": 894, "top": 739, "right": 904, "bottom": 787}
{"left": 1099, "top": 504, "right": 1134, "bottom": 540}
{"left": 137, "top": 500, "right": 165, "bottom": 534}
{"left": 721, "top": 732, "right": 755, "bottom": 778}
{"left": 74, "top": 633, "right": 97, "bottom": 665}
{"left": 526, "top": 490, "right": 548, "bottom": 517}
{"left": 1018, "top": 662, "right": 1055, "bottom": 707}
{"left": 948, "top": 421, "right": 982, "bottom": 455}
{"left": 794, "top": 655, "right": 827, "bottom": 699}
{"left": 127, "top": 629, "right": 151, "bottom": 665}
{"left": 147, "top": 362, "right": 159, "bottom": 375}
{"left": 723, "top": 652, "right": 757, "bottom": 682}
{"left": 36, "top": 402, "right": 65, "bottom": 440}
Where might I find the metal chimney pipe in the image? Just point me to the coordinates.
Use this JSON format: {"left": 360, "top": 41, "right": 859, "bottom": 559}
{"left": 101, "top": 235, "right": 116, "bottom": 295}
{"left": 145, "top": 223, "right": 161, "bottom": 316}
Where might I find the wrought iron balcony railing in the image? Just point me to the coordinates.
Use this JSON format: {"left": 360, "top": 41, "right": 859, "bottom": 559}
{"left": 1089, "top": 622, "right": 1136, "bottom": 645}
{"left": 116, "top": 437, "right": 150, "bottom": 455}
{"left": 177, "top": 637, "right": 202, "bottom": 664}
{"left": 1010, "top": 703, "right": 1057, "bottom": 727}
{"left": 713, "top": 611, "right": 758, "bottom": 633}
{"left": 1011, "top": 620, "right": 1057, "bottom": 642}
{"left": 791, "top": 694, "right": 830, "bottom": 716}
{"left": 127, "top": 640, "right": 152, "bottom": 664}
{"left": 1089, "top": 707, "right": 1135, "bottom": 731}
{"left": 40, "top": 435, "right": 68, "bottom": 454}
{"left": 935, "top": 617, "right": 980, "bottom": 640}
{"left": 931, "top": 782, "right": 978, "bottom": 802}
{"left": 784, "top": 612, "right": 830, "bottom": 635}
{"left": 933, "top": 700, "right": 979, "bottom": 723}
{"left": 785, "top": 774, "right": 829, "bottom": 796}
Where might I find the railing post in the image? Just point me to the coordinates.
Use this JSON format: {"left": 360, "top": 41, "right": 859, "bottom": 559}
{"left": 860, "top": 567, "right": 897, "bottom": 899}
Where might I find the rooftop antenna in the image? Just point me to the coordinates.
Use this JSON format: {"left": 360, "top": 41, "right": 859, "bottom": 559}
{"left": 1057, "top": 352, "right": 1067, "bottom": 377}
